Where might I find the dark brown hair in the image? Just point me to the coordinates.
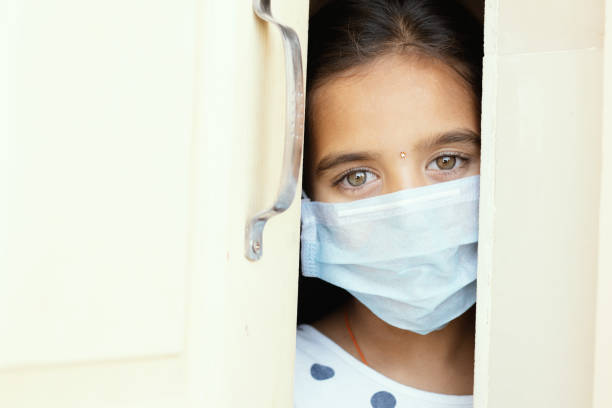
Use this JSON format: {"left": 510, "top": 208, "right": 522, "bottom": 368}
{"left": 306, "top": 0, "right": 483, "bottom": 102}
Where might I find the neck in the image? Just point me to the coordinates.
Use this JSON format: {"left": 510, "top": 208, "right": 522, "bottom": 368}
{"left": 345, "top": 298, "right": 476, "bottom": 394}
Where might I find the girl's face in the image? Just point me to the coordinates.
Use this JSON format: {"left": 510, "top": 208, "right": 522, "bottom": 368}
{"left": 306, "top": 54, "right": 481, "bottom": 203}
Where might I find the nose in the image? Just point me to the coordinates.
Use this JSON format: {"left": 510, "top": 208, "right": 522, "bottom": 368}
{"left": 383, "top": 165, "right": 429, "bottom": 194}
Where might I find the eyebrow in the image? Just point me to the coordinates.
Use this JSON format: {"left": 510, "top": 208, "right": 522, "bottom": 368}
{"left": 414, "top": 129, "right": 481, "bottom": 152}
{"left": 315, "top": 151, "right": 381, "bottom": 175}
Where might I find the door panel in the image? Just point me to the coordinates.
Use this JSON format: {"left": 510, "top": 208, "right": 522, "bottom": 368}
{"left": 490, "top": 50, "right": 601, "bottom": 407}
{"left": 475, "top": 0, "right": 606, "bottom": 407}
{"left": 0, "top": 0, "right": 309, "bottom": 406}
{"left": 1, "top": 0, "right": 193, "bottom": 369}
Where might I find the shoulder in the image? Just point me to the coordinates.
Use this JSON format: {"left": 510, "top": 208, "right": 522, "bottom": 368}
{"left": 295, "top": 323, "right": 345, "bottom": 367}
{"left": 294, "top": 324, "right": 341, "bottom": 407}
{"left": 294, "top": 324, "right": 331, "bottom": 374}
{"left": 294, "top": 324, "right": 365, "bottom": 408}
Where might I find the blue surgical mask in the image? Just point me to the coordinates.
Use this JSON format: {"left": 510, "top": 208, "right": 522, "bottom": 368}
{"left": 300, "top": 175, "right": 479, "bottom": 335}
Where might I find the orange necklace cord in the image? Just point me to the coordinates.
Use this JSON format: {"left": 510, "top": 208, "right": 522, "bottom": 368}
{"left": 344, "top": 309, "right": 369, "bottom": 366}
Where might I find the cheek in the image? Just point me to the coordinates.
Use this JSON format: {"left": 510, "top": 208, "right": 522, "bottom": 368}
{"left": 468, "top": 156, "right": 481, "bottom": 175}
{"left": 310, "top": 180, "right": 333, "bottom": 202}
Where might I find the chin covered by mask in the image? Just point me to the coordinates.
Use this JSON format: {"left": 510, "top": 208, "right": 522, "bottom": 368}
{"left": 300, "top": 175, "right": 479, "bottom": 335}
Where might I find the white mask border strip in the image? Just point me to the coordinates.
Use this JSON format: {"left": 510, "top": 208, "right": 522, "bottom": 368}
{"left": 336, "top": 188, "right": 462, "bottom": 217}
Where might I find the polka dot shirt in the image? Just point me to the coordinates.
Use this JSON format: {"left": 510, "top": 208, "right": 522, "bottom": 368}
{"left": 294, "top": 324, "right": 473, "bottom": 408}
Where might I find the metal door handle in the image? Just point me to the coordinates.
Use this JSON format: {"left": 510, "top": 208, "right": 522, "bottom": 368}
{"left": 245, "top": 0, "right": 305, "bottom": 261}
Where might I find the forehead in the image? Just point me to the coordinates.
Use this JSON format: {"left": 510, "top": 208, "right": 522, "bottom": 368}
{"left": 307, "top": 54, "right": 479, "bottom": 156}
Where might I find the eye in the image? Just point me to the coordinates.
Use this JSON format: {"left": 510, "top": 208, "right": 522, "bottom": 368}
{"left": 426, "top": 154, "right": 467, "bottom": 171}
{"left": 334, "top": 168, "right": 379, "bottom": 190}
{"left": 436, "top": 156, "right": 456, "bottom": 170}
{"left": 347, "top": 170, "right": 368, "bottom": 186}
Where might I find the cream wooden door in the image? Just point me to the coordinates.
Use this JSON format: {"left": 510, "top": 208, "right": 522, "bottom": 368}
{"left": 474, "top": 0, "right": 611, "bottom": 407}
{"left": 0, "top": 0, "right": 308, "bottom": 407}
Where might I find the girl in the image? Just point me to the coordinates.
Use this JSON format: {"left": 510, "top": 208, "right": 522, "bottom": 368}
{"left": 295, "top": 1, "right": 483, "bottom": 407}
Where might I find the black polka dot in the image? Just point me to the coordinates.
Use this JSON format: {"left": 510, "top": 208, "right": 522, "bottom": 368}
{"left": 370, "top": 391, "right": 397, "bottom": 408}
{"left": 310, "top": 363, "right": 335, "bottom": 380}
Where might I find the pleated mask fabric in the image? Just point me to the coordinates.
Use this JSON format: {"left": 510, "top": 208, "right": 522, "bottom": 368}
{"left": 300, "top": 175, "right": 480, "bottom": 335}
